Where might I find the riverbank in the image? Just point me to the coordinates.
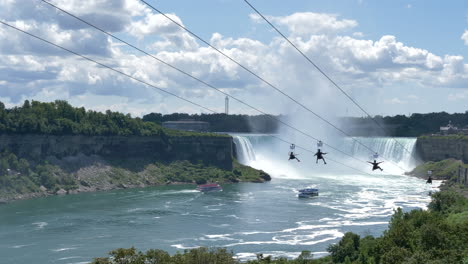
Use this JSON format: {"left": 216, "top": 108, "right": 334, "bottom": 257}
{"left": 0, "top": 156, "right": 270, "bottom": 204}
{"left": 406, "top": 159, "right": 468, "bottom": 198}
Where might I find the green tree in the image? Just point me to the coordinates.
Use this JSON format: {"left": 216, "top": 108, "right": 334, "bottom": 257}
{"left": 328, "top": 232, "right": 360, "bottom": 263}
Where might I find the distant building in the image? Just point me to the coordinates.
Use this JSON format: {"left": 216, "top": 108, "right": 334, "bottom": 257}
{"left": 162, "top": 120, "right": 210, "bottom": 132}
{"left": 439, "top": 121, "right": 468, "bottom": 135}
{"left": 440, "top": 121, "right": 457, "bottom": 135}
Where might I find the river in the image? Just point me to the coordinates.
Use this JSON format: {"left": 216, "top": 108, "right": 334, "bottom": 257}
{"left": 0, "top": 135, "right": 439, "bottom": 263}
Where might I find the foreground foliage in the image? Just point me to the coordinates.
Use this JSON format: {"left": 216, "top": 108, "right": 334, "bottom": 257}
{"left": 91, "top": 247, "right": 331, "bottom": 264}
{"left": 327, "top": 190, "right": 468, "bottom": 264}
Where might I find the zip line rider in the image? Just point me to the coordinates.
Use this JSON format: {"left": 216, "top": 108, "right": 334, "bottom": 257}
{"left": 426, "top": 170, "right": 433, "bottom": 184}
{"left": 368, "top": 160, "right": 384, "bottom": 171}
{"left": 426, "top": 176, "right": 433, "bottom": 184}
{"left": 288, "top": 144, "right": 300, "bottom": 162}
{"left": 289, "top": 152, "right": 300, "bottom": 162}
{"left": 314, "top": 149, "right": 327, "bottom": 164}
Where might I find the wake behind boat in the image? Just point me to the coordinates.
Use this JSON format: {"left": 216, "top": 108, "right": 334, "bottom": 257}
{"left": 196, "top": 183, "right": 222, "bottom": 192}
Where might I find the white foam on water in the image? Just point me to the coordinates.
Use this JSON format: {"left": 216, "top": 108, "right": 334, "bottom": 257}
{"left": 200, "top": 234, "right": 238, "bottom": 241}
{"left": 294, "top": 236, "right": 342, "bottom": 246}
{"left": 220, "top": 226, "right": 344, "bottom": 247}
{"left": 209, "top": 223, "right": 231, "bottom": 228}
{"left": 236, "top": 230, "right": 278, "bottom": 236}
{"left": 235, "top": 252, "right": 258, "bottom": 261}
{"left": 318, "top": 217, "right": 341, "bottom": 222}
{"left": 204, "top": 203, "right": 226, "bottom": 210}
{"left": 326, "top": 221, "right": 389, "bottom": 226}
{"left": 58, "top": 256, "right": 83, "bottom": 260}
{"left": 162, "top": 190, "right": 199, "bottom": 195}
{"left": 171, "top": 244, "right": 199, "bottom": 250}
{"left": 225, "top": 214, "right": 240, "bottom": 219}
{"left": 272, "top": 229, "right": 344, "bottom": 244}
{"left": 224, "top": 231, "right": 342, "bottom": 247}
{"left": 281, "top": 224, "right": 335, "bottom": 233}
{"left": 127, "top": 207, "right": 143, "bottom": 212}
{"left": 9, "top": 244, "right": 34, "bottom": 249}
{"left": 32, "top": 222, "right": 48, "bottom": 229}
{"left": 51, "top": 247, "right": 77, "bottom": 252}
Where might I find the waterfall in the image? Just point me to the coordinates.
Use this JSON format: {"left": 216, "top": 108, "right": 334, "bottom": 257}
{"left": 232, "top": 135, "right": 257, "bottom": 165}
{"left": 232, "top": 134, "right": 419, "bottom": 175}
{"left": 342, "top": 137, "right": 418, "bottom": 169}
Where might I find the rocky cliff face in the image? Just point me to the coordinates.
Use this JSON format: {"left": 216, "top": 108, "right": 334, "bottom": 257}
{"left": 0, "top": 134, "right": 233, "bottom": 170}
{"left": 416, "top": 136, "right": 468, "bottom": 163}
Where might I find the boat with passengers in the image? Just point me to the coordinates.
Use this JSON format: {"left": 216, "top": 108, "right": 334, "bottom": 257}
{"left": 196, "top": 183, "right": 222, "bottom": 192}
{"left": 298, "top": 188, "right": 319, "bottom": 198}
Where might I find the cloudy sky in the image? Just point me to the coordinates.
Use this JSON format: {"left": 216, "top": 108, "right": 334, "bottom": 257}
{"left": 0, "top": 0, "right": 467, "bottom": 118}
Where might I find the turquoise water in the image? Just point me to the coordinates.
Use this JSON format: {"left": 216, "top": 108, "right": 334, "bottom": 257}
{"left": 0, "top": 176, "right": 437, "bottom": 264}
{"left": 0, "top": 136, "right": 436, "bottom": 263}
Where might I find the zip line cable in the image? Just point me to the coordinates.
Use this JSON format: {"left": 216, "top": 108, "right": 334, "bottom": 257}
{"left": 40, "top": 0, "right": 371, "bottom": 166}
{"left": 0, "top": 21, "right": 214, "bottom": 114}
{"left": 137, "top": 0, "right": 406, "bottom": 170}
{"left": 243, "top": 0, "right": 423, "bottom": 164}
{"left": 270, "top": 134, "right": 372, "bottom": 175}
{"left": 0, "top": 20, "right": 372, "bottom": 175}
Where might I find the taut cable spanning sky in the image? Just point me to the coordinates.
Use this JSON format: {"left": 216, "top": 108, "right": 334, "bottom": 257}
{"left": 39, "top": 0, "right": 376, "bottom": 167}
{"left": 138, "top": 0, "right": 407, "bottom": 170}
{"left": 0, "top": 19, "right": 373, "bottom": 176}
{"left": 243, "top": 0, "right": 424, "bottom": 164}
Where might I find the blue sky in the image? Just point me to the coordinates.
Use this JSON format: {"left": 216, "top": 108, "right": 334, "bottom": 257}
{"left": 0, "top": 0, "right": 467, "bottom": 118}
{"left": 150, "top": 0, "right": 468, "bottom": 56}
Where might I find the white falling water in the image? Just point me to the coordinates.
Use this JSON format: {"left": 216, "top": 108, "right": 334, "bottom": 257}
{"left": 343, "top": 137, "right": 418, "bottom": 171}
{"left": 232, "top": 135, "right": 257, "bottom": 165}
{"left": 232, "top": 134, "right": 419, "bottom": 177}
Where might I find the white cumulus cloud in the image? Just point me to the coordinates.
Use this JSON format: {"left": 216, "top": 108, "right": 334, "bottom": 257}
{"left": 0, "top": 4, "right": 467, "bottom": 116}
{"left": 462, "top": 30, "right": 468, "bottom": 45}
{"left": 250, "top": 12, "right": 357, "bottom": 37}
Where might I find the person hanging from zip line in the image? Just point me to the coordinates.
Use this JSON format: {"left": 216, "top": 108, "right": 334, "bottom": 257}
{"left": 288, "top": 143, "right": 300, "bottom": 162}
{"left": 288, "top": 152, "right": 300, "bottom": 162}
{"left": 314, "top": 149, "right": 327, "bottom": 164}
{"left": 426, "top": 170, "right": 433, "bottom": 184}
{"left": 368, "top": 160, "right": 384, "bottom": 171}
{"left": 426, "top": 175, "right": 433, "bottom": 184}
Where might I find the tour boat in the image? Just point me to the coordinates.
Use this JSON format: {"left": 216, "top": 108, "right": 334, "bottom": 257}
{"left": 298, "top": 188, "right": 319, "bottom": 198}
{"left": 196, "top": 183, "right": 222, "bottom": 192}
